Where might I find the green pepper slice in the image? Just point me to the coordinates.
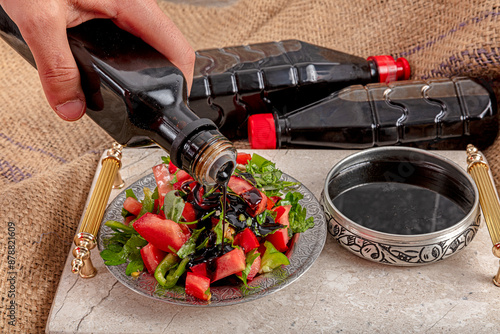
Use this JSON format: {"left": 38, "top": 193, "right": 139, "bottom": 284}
{"left": 154, "top": 253, "right": 180, "bottom": 286}
{"left": 259, "top": 241, "right": 290, "bottom": 274}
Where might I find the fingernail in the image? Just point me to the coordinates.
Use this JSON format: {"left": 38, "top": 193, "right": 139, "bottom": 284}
{"left": 55, "top": 99, "right": 85, "bottom": 121}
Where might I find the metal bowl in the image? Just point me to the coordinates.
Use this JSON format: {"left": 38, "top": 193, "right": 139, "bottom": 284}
{"left": 321, "top": 147, "right": 481, "bottom": 266}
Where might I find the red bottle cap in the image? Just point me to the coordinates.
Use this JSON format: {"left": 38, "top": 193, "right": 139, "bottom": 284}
{"left": 367, "top": 55, "right": 411, "bottom": 83}
{"left": 248, "top": 113, "right": 277, "bottom": 149}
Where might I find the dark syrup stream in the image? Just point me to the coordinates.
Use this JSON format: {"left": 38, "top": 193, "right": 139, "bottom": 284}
{"left": 221, "top": 184, "right": 228, "bottom": 254}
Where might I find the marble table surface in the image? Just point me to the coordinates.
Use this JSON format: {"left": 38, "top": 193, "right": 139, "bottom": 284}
{"left": 46, "top": 148, "right": 500, "bottom": 333}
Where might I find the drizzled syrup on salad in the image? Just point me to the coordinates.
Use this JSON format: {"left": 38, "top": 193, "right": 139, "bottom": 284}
{"left": 181, "top": 176, "right": 270, "bottom": 278}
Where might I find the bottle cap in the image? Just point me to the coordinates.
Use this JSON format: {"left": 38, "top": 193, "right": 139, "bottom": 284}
{"left": 248, "top": 113, "right": 277, "bottom": 149}
{"left": 367, "top": 55, "right": 411, "bottom": 83}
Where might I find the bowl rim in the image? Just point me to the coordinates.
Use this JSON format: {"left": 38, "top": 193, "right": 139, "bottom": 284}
{"left": 322, "top": 146, "right": 480, "bottom": 246}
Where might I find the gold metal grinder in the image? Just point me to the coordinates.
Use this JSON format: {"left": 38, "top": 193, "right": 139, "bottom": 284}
{"left": 466, "top": 144, "right": 500, "bottom": 286}
{"left": 71, "top": 142, "right": 124, "bottom": 278}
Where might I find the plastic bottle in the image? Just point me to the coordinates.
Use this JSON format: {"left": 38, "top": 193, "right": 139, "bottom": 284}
{"left": 188, "top": 40, "right": 411, "bottom": 139}
{"left": 0, "top": 8, "right": 236, "bottom": 185}
{"left": 248, "top": 77, "right": 498, "bottom": 150}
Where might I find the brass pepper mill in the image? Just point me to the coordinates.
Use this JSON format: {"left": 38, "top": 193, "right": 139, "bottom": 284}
{"left": 466, "top": 144, "right": 500, "bottom": 286}
{"left": 71, "top": 142, "right": 124, "bottom": 278}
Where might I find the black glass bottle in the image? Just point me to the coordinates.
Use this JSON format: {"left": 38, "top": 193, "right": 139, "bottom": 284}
{"left": 188, "top": 40, "right": 410, "bottom": 139}
{"left": 248, "top": 77, "right": 498, "bottom": 150}
{"left": 0, "top": 6, "right": 236, "bottom": 185}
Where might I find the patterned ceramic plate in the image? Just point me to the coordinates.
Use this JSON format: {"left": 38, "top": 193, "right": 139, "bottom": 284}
{"left": 97, "top": 173, "right": 326, "bottom": 306}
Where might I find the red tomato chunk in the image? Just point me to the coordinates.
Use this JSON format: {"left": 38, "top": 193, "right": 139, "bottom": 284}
{"left": 265, "top": 205, "right": 291, "bottom": 252}
{"left": 233, "top": 228, "right": 260, "bottom": 253}
{"left": 236, "top": 152, "right": 252, "bottom": 165}
{"left": 140, "top": 243, "right": 167, "bottom": 274}
{"left": 185, "top": 272, "right": 211, "bottom": 301}
{"left": 123, "top": 197, "right": 142, "bottom": 216}
{"left": 211, "top": 248, "right": 246, "bottom": 282}
{"left": 152, "top": 163, "right": 174, "bottom": 207}
{"left": 133, "top": 213, "right": 189, "bottom": 253}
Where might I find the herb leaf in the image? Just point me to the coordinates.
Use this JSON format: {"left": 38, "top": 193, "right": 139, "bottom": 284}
{"left": 280, "top": 192, "right": 315, "bottom": 234}
{"left": 125, "top": 188, "right": 138, "bottom": 200}
{"left": 135, "top": 187, "right": 154, "bottom": 219}
{"left": 177, "top": 228, "right": 205, "bottom": 259}
{"left": 213, "top": 218, "right": 224, "bottom": 244}
{"left": 244, "top": 154, "right": 298, "bottom": 197}
{"left": 161, "top": 156, "right": 171, "bottom": 165}
{"left": 100, "top": 234, "right": 147, "bottom": 268}
{"left": 164, "top": 191, "right": 185, "bottom": 223}
{"left": 126, "top": 251, "right": 144, "bottom": 275}
{"left": 237, "top": 249, "right": 260, "bottom": 287}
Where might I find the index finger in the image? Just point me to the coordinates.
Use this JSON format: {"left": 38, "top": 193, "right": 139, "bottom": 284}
{"left": 112, "top": 0, "right": 196, "bottom": 90}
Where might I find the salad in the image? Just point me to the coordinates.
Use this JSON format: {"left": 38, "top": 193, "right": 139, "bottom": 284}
{"left": 100, "top": 152, "right": 315, "bottom": 301}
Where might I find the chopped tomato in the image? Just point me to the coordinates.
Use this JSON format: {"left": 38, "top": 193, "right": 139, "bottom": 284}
{"left": 188, "top": 181, "right": 198, "bottom": 191}
{"left": 244, "top": 189, "right": 268, "bottom": 217}
{"left": 275, "top": 205, "right": 291, "bottom": 225}
{"left": 177, "top": 223, "right": 191, "bottom": 240}
{"left": 182, "top": 202, "right": 197, "bottom": 222}
{"left": 178, "top": 222, "right": 192, "bottom": 239}
{"left": 185, "top": 272, "right": 211, "bottom": 301}
{"left": 233, "top": 228, "right": 260, "bottom": 253}
{"left": 229, "top": 176, "right": 268, "bottom": 217}
{"left": 124, "top": 215, "right": 135, "bottom": 226}
{"left": 211, "top": 248, "right": 246, "bottom": 282}
{"left": 266, "top": 197, "right": 275, "bottom": 210}
{"left": 266, "top": 229, "right": 288, "bottom": 253}
{"left": 168, "top": 161, "right": 178, "bottom": 174}
{"left": 140, "top": 243, "right": 167, "bottom": 274}
{"left": 123, "top": 196, "right": 142, "bottom": 216}
{"left": 247, "top": 254, "right": 261, "bottom": 281}
{"left": 210, "top": 217, "right": 219, "bottom": 228}
{"left": 190, "top": 262, "right": 207, "bottom": 277}
{"left": 265, "top": 205, "right": 291, "bottom": 252}
{"left": 173, "top": 170, "right": 194, "bottom": 190}
{"left": 236, "top": 153, "right": 252, "bottom": 165}
{"left": 191, "top": 184, "right": 220, "bottom": 210}
{"left": 152, "top": 164, "right": 174, "bottom": 208}
{"left": 236, "top": 253, "right": 261, "bottom": 281}
{"left": 270, "top": 196, "right": 282, "bottom": 205}
{"left": 133, "top": 213, "right": 189, "bottom": 253}
{"left": 153, "top": 199, "right": 160, "bottom": 214}
{"left": 228, "top": 176, "right": 254, "bottom": 195}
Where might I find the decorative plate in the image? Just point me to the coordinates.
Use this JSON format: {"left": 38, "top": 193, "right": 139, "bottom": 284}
{"left": 97, "top": 173, "right": 327, "bottom": 306}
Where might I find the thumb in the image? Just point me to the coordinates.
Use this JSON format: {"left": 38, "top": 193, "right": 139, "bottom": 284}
{"left": 19, "top": 13, "right": 86, "bottom": 121}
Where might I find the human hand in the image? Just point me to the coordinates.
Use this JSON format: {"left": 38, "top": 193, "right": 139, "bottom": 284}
{"left": 0, "top": 0, "right": 195, "bottom": 121}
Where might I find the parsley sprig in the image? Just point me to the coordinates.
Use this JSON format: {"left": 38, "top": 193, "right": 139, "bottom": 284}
{"left": 244, "top": 154, "right": 314, "bottom": 233}
{"left": 243, "top": 154, "right": 299, "bottom": 197}
{"left": 280, "top": 192, "right": 315, "bottom": 234}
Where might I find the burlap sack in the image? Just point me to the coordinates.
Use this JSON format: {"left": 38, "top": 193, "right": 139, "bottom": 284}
{"left": 0, "top": 0, "right": 498, "bottom": 332}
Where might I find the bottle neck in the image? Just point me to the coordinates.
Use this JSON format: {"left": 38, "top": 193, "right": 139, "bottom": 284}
{"left": 151, "top": 107, "right": 236, "bottom": 185}
{"left": 367, "top": 60, "right": 379, "bottom": 82}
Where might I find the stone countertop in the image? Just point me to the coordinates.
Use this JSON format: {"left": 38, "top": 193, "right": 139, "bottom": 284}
{"left": 46, "top": 148, "right": 500, "bottom": 334}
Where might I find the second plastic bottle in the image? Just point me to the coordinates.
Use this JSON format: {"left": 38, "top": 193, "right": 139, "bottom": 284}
{"left": 188, "top": 40, "right": 410, "bottom": 139}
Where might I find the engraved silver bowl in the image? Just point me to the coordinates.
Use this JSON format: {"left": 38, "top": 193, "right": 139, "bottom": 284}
{"left": 321, "top": 147, "right": 480, "bottom": 266}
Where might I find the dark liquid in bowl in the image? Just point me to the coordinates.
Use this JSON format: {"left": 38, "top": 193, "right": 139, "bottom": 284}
{"left": 332, "top": 182, "right": 467, "bottom": 235}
